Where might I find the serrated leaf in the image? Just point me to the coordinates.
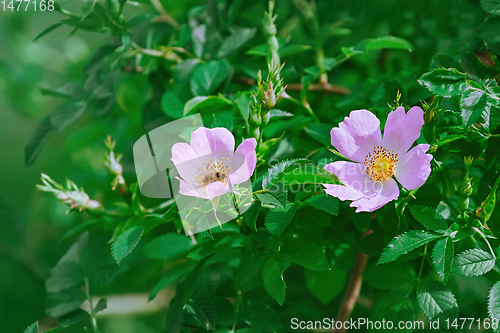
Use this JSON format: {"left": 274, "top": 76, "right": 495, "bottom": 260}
{"left": 244, "top": 200, "right": 261, "bottom": 231}
{"left": 482, "top": 0, "right": 500, "bottom": 15}
{"left": 186, "top": 297, "right": 217, "bottom": 331}
{"left": 489, "top": 281, "right": 500, "bottom": 328}
{"left": 39, "top": 82, "right": 83, "bottom": 100}
{"left": 280, "top": 164, "right": 341, "bottom": 186}
{"left": 24, "top": 322, "right": 38, "bottom": 333}
{"left": 378, "top": 230, "right": 440, "bottom": 264}
{"left": 417, "top": 280, "right": 459, "bottom": 320}
{"left": 480, "top": 176, "right": 500, "bottom": 223}
{"left": 241, "top": 304, "right": 282, "bottom": 332}
{"left": 418, "top": 68, "right": 469, "bottom": 97}
{"left": 183, "top": 95, "right": 232, "bottom": 116}
{"left": 409, "top": 205, "right": 448, "bottom": 231}
{"left": 265, "top": 202, "right": 297, "bottom": 237}
{"left": 366, "top": 36, "right": 414, "bottom": 52}
{"left": 304, "top": 123, "right": 331, "bottom": 146}
{"left": 143, "top": 232, "right": 194, "bottom": 260}
{"left": 166, "top": 283, "right": 185, "bottom": 333}
{"left": 262, "top": 257, "right": 290, "bottom": 305}
{"left": 190, "top": 60, "right": 231, "bottom": 96}
{"left": 451, "top": 248, "right": 495, "bottom": 277}
{"left": 46, "top": 288, "right": 87, "bottom": 318}
{"left": 149, "top": 260, "right": 197, "bottom": 301}
{"left": 58, "top": 309, "right": 89, "bottom": 327}
{"left": 304, "top": 194, "right": 339, "bottom": 215}
{"left": 432, "top": 237, "right": 454, "bottom": 283}
{"left": 362, "top": 263, "right": 416, "bottom": 289}
{"left": 111, "top": 226, "right": 145, "bottom": 264}
{"left": 478, "top": 18, "right": 500, "bottom": 44}
{"left": 370, "top": 293, "right": 414, "bottom": 333}
{"left": 305, "top": 267, "right": 347, "bottom": 305}
{"left": 461, "top": 89, "right": 488, "bottom": 128}
{"left": 262, "top": 159, "right": 304, "bottom": 189}
{"left": 25, "top": 116, "right": 52, "bottom": 166}
{"left": 267, "top": 181, "right": 287, "bottom": 208}
{"left": 283, "top": 236, "right": 329, "bottom": 270}
{"left": 92, "top": 264, "right": 129, "bottom": 290}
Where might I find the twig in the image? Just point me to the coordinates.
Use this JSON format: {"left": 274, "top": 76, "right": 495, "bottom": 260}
{"left": 235, "top": 78, "right": 351, "bottom": 95}
{"left": 330, "top": 229, "right": 371, "bottom": 333}
{"left": 149, "top": 0, "right": 180, "bottom": 29}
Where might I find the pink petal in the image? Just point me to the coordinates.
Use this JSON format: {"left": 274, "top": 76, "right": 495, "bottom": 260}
{"left": 395, "top": 144, "right": 432, "bottom": 190}
{"left": 190, "top": 127, "right": 235, "bottom": 157}
{"left": 323, "top": 184, "right": 364, "bottom": 201}
{"left": 330, "top": 110, "right": 383, "bottom": 163}
{"left": 350, "top": 178, "right": 399, "bottom": 212}
{"left": 324, "top": 161, "right": 375, "bottom": 194}
{"left": 229, "top": 138, "right": 257, "bottom": 184}
{"left": 383, "top": 106, "right": 424, "bottom": 154}
{"left": 176, "top": 177, "right": 209, "bottom": 199}
{"left": 171, "top": 143, "right": 204, "bottom": 182}
{"left": 205, "top": 182, "right": 230, "bottom": 200}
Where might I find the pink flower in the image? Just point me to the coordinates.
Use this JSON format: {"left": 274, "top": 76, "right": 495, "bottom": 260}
{"left": 171, "top": 127, "right": 257, "bottom": 200}
{"left": 323, "top": 107, "right": 432, "bottom": 213}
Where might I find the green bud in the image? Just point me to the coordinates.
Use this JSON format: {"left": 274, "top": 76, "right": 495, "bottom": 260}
{"left": 458, "top": 177, "right": 473, "bottom": 197}
{"left": 249, "top": 112, "right": 262, "bottom": 126}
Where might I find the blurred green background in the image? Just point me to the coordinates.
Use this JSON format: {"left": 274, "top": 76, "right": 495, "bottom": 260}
{"left": 0, "top": 0, "right": 485, "bottom": 331}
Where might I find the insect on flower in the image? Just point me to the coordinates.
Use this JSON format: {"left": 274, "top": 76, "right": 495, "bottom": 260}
{"left": 323, "top": 107, "right": 433, "bottom": 212}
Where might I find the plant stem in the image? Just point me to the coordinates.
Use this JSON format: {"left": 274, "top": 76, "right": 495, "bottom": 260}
{"left": 230, "top": 289, "right": 242, "bottom": 333}
{"left": 418, "top": 244, "right": 428, "bottom": 280}
{"left": 149, "top": 0, "right": 180, "bottom": 29}
{"left": 84, "top": 277, "right": 98, "bottom": 333}
{"left": 474, "top": 227, "right": 496, "bottom": 260}
{"left": 443, "top": 197, "right": 461, "bottom": 217}
{"left": 330, "top": 230, "right": 371, "bottom": 333}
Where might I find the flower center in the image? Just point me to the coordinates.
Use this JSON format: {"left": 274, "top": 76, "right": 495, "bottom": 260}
{"left": 364, "top": 146, "right": 398, "bottom": 182}
{"left": 195, "top": 157, "right": 231, "bottom": 187}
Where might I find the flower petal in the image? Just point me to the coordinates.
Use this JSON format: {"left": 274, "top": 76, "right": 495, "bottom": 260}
{"left": 395, "top": 144, "right": 432, "bottom": 190}
{"left": 176, "top": 177, "right": 209, "bottom": 199}
{"left": 383, "top": 106, "right": 424, "bottom": 154}
{"left": 323, "top": 184, "right": 364, "bottom": 201}
{"left": 229, "top": 138, "right": 257, "bottom": 184}
{"left": 171, "top": 143, "right": 204, "bottom": 182}
{"left": 190, "top": 127, "right": 235, "bottom": 157}
{"left": 350, "top": 178, "right": 399, "bottom": 213}
{"left": 330, "top": 110, "right": 383, "bottom": 163}
{"left": 205, "top": 181, "right": 230, "bottom": 200}
{"left": 324, "top": 161, "right": 375, "bottom": 194}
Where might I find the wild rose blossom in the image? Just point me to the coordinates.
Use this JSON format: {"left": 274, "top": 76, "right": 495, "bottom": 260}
{"left": 323, "top": 107, "right": 432, "bottom": 212}
{"left": 171, "top": 127, "right": 257, "bottom": 200}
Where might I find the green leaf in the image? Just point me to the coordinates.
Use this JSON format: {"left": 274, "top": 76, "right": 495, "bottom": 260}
{"left": 269, "top": 109, "right": 294, "bottom": 119}
{"left": 409, "top": 205, "right": 448, "bottom": 231}
{"left": 266, "top": 181, "right": 288, "bottom": 208}
{"left": 366, "top": 36, "right": 414, "bottom": 52}
{"left": 161, "top": 91, "right": 184, "bottom": 119}
{"left": 478, "top": 18, "right": 500, "bottom": 44}
{"left": 186, "top": 297, "right": 217, "bottom": 331}
{"left": 370, "top": 293, "right": 414, "bottom": 333}
{"left": 111, "top": 226, "right": 145, "bottom": 264}
{"left": 39, "top": 82, "right": 83, "bottom": 100}
{"left": 25, "top": 116, "right": 52, "bottom": 166}
{"left": 93, "top": 298, "right": 107, "bottom": 314}
{"left": 241, "top": 304, "right": 282, "bottom": 332}
{"left": 92, "top": 264, "right": 129, "bottom": 290}
{"left": 279, "top": 44, "right": 313, "bottom": 57}
{"left": 262, "top": 159, "right": 305, "bottom": 189}
{"left": 262, "top": 256, "right": 291, "bottom": 305}
{"left": 166, "top": 283, "right": 185, "bottom": 333}
{"left": 451, "top": 248, "right": 495, "bottom": 277}
{"left": 46, "top": 288, "right": 87, "bottom": 318}
{"left": 173, "top": 59, "right": 200, "bottom": 83}
{"left": 378, "top": 230, "right": 440, "bottom": 264}
{"left": 488, "top": 281, "right": 500, "bottom": 328}
{"left": 436, "top": 133, "right": 466, "bottom": 147}
{"left": 304, "top": 123, "right": 331, "bottom": 146}
{"left": 183, "top": 95, "right": 232, "bottom": 116}
{"left": 283, "top": 236, "right": 330, "bottom": 270}
{"left": 362, "top": 263, "right": 416, "bottom": 290}
{"left": 418, "top": 68, "right": 469, "bottom": 97}
{"left": 305, "top": 267, "right": 347, "bottom": 305}
{"left": 33, "top": 22, "right": 63, "bottom": 41}
{"left": 50, "top": 101, "right": 87, "bottom": 132}
{"left": 190, "top": 60, "right": 231, "bottom": 96}
{"left": 143, "top": 233, "right": 194, "bottom": 260}
{"left": 244, "top": 200, "right": 261, "bottom": 231}
{"left": 480, "top": 176, "right": 500, "bottom": 223}
{"left": 217, "top": 27, "right": 257, "bottom": 58}
{"left": 149, "top": 260, "right": 197, "bottom": 301}
{"left": 265, "top": 202, "right": 297, "bottom": 237}
{"left": 236, "top": 93, "right": 250, "bottom": 121}
{"left": 416, "top": 280, "right": 459, "bottom": 320}
{"left": 304, "top": 194, "right": 339, "bottom": 215}
{"left": 432, "top": 237, "right": 454, "bottom": 283}
{"left": 23, "top": 322, "right": 38, "bottom": 333}
{"left": 461, "top": 89, "right": 488, "bottom": 127}
{"left": 279, "top": 163, "right": 341, "bottom": 186}
{"left": 481, "top": 0, "right": 500, "bottom": 15}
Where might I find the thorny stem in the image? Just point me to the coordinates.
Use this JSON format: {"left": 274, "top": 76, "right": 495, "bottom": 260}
{"left": 417, "top": 244, "right": 428, "bottom": 280}
{"left": 84, "top": 277, "right": 99, "bottom": 333}
{"left": 149, "top": 0, "right": 180, "bottom": 29}
{"left": 282, "top": 92, "right": 320, "bottom": 122}
{"left": 330, "top": 229, "right": 371, "bottom": 333}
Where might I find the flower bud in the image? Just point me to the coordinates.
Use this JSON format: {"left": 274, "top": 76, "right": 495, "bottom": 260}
{"left": 458, "top": 177, "right": 473, "bottom": 197}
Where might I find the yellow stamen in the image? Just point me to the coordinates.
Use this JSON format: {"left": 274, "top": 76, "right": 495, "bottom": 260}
{"left": 195, "top": 157, "right": 231, "bottom": 187}
{"left": 364, "top": 146, "right": 398, "bottom": 182}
